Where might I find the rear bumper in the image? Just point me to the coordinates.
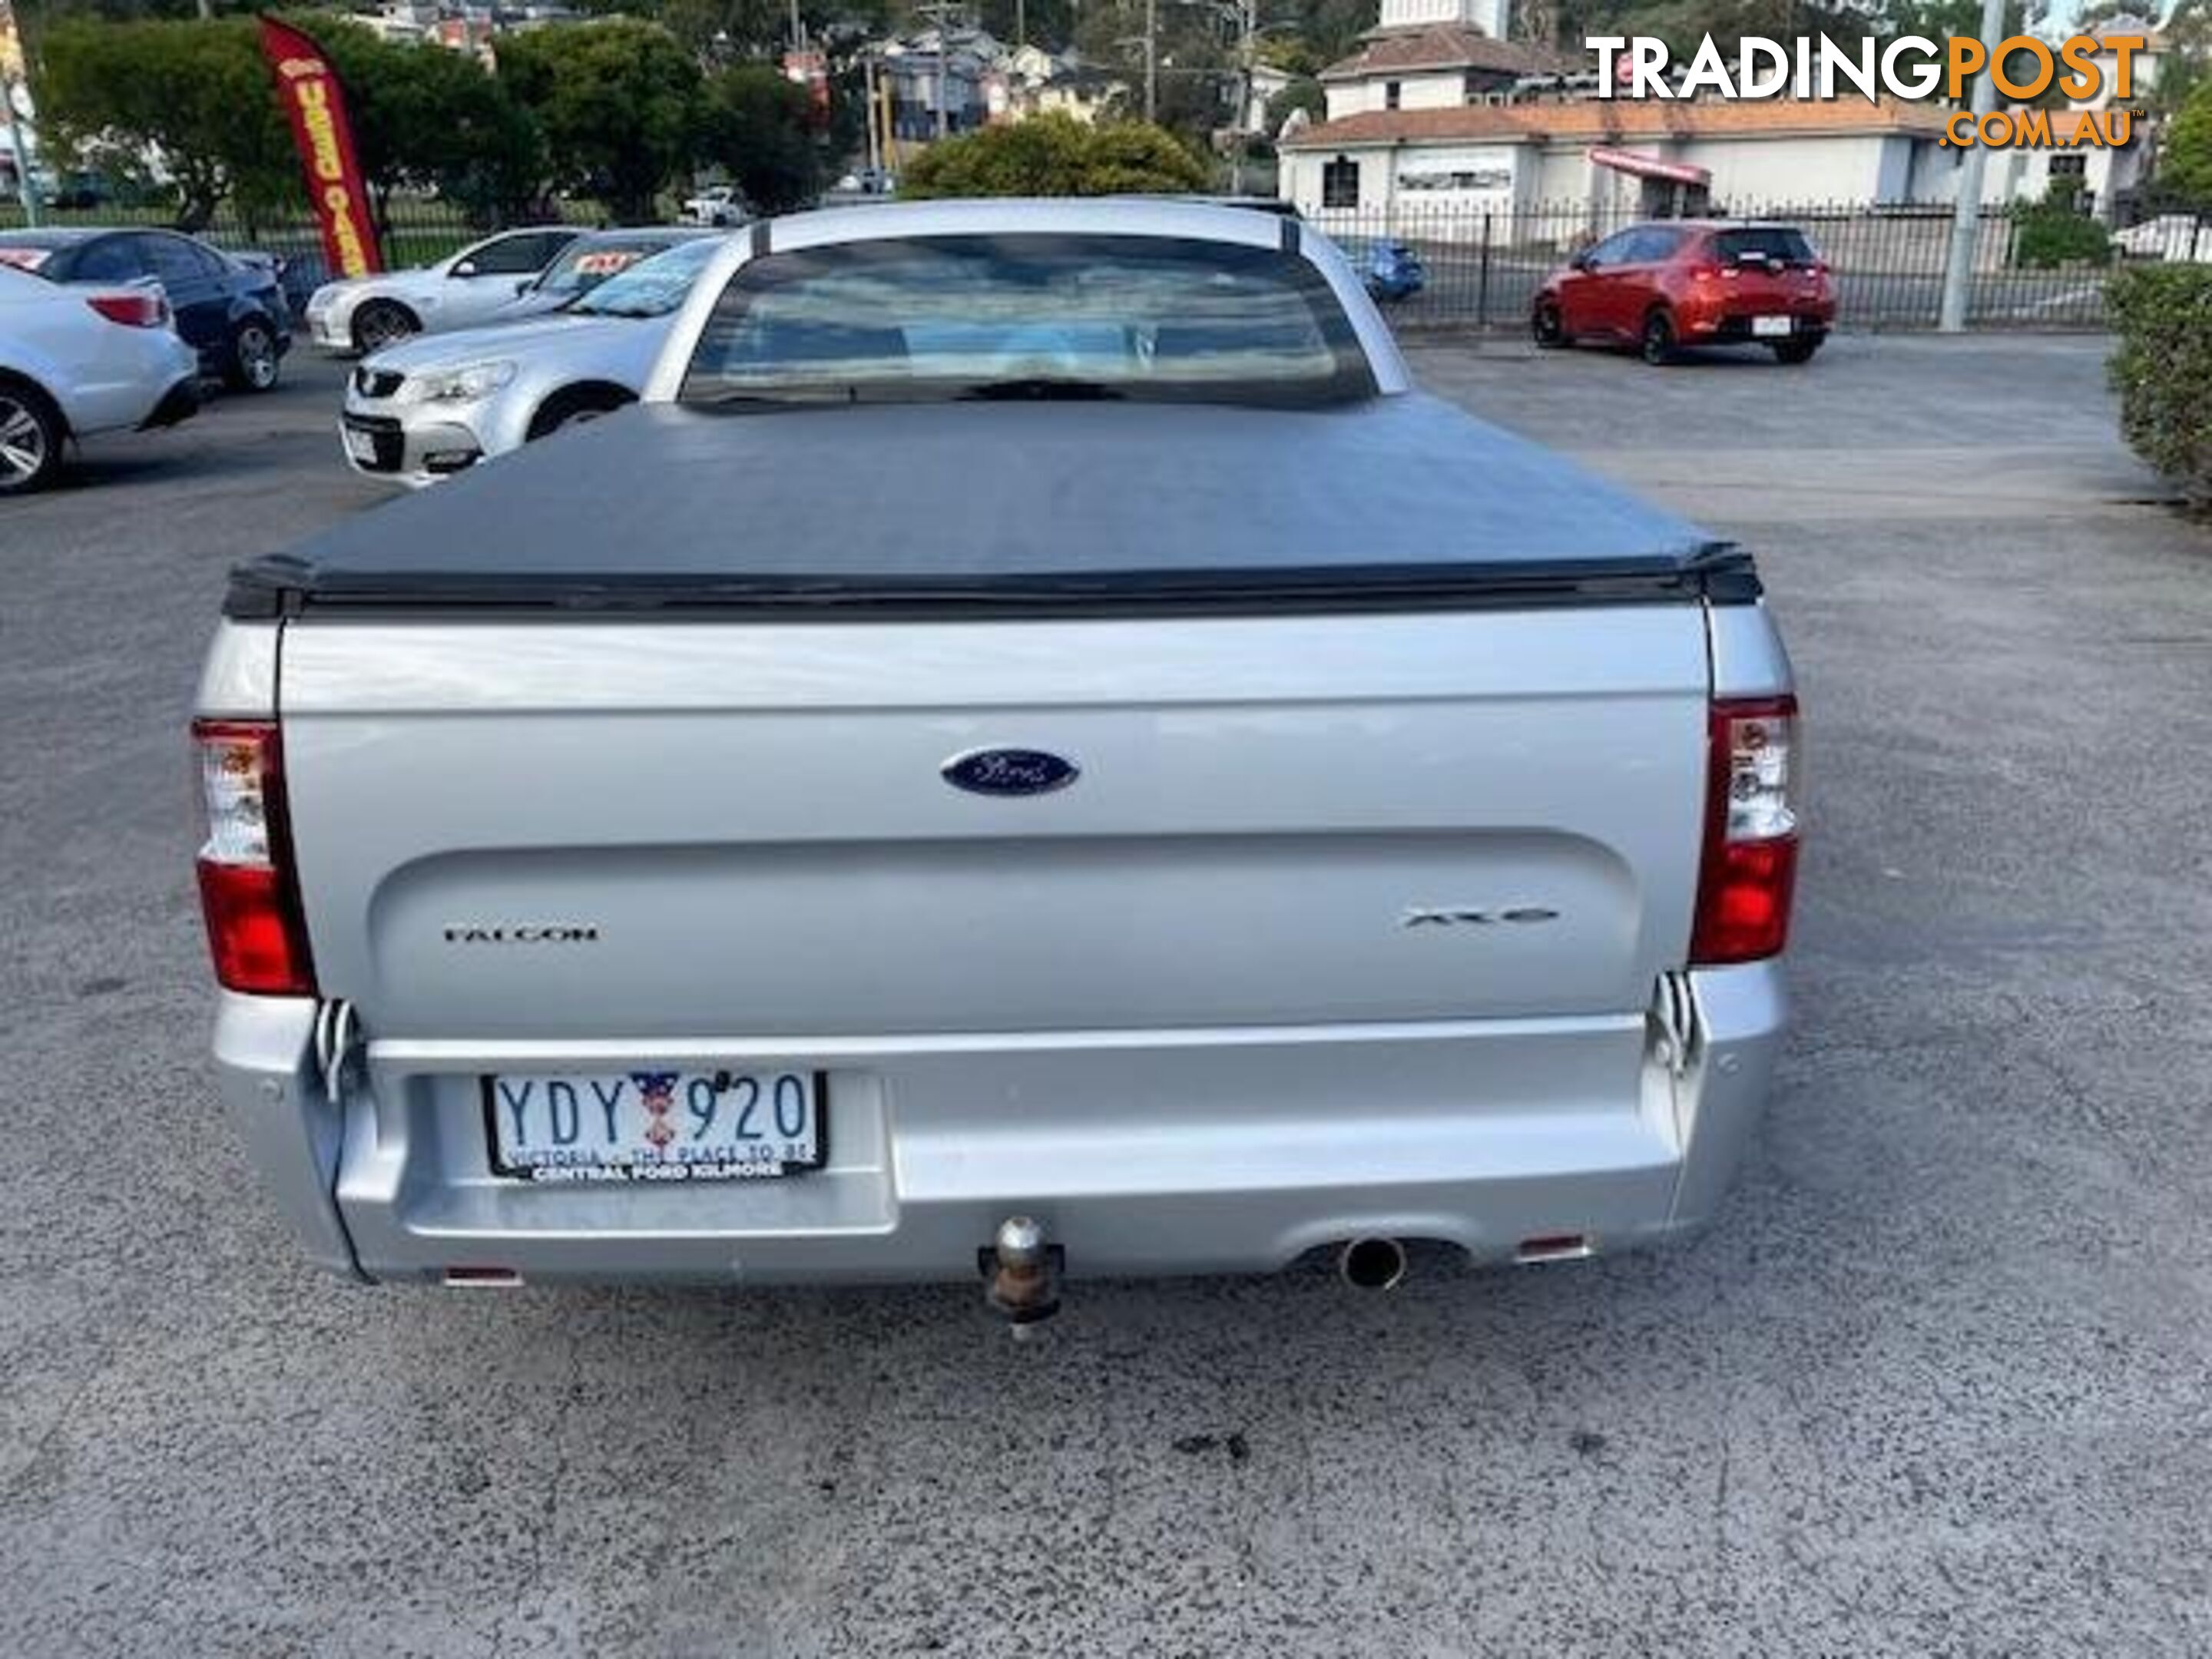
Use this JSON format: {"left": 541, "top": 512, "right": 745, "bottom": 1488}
{"left": 137, "top": 376, "right": 201, "bottom": 431}
{"left": 216, "top": 965, "right": 1786, "bottom": 1287}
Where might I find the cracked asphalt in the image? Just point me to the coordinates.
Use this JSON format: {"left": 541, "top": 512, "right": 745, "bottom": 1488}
{"left": 3, "top": 333, "right": 2208, "bottom": 1657}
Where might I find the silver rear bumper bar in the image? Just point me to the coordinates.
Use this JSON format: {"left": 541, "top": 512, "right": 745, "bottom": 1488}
{"left": 212, "top": 963, "right": 1786, "bottom": 1286}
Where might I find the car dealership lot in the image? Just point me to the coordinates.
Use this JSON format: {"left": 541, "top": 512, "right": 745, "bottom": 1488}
{"left": 5, "top": 339, "right": 2209, "bottom": 1655}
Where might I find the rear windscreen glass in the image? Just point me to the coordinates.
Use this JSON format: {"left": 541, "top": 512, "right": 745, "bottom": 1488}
{"left": 679, "top": 233, "right": 1376, "bottom": 410}
{"left": 1712, "top": 228, "right": 1817, "bottom": 266}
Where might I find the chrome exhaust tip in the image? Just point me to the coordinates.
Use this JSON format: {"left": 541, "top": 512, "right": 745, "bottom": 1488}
{"left": 1337, "top": 1236, "right": 1409, "bottom": 1292}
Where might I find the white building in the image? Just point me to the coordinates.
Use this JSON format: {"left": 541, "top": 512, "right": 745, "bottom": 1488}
{"left": 1282, "top": 97, "right": 1973, "bottom": 225}
{"left": 1281, "top": 0, "right": 2168, "bottom": 224}
{"left": 1996, "top": 19, "right": 2166, "bottom": 218}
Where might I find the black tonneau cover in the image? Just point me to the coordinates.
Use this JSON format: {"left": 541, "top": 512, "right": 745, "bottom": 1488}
{"left": 229, "top": 393, "right": 1756, "bottom": 618}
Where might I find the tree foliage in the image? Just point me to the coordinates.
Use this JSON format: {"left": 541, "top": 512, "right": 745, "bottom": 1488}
{"left": 37, "top": 18, "right": 293, "bottom": 229}
{"left": 899, "top": 111, "right": 1207, "bottom": 197}
{"left": 495, "top": 18, "right": 703, "bottom": 222}
{"left": 1264, "top": 75, "right": 1325, "bottom": 137}
{"left": 697, "top": 64, "right": 820, "bottom": 213}
{"left": 2162, "top": 77, "right": 2212, "bottom": 204}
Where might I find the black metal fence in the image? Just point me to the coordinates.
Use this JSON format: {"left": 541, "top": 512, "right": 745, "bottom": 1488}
{"left": 0, "top": 192, "right": 582, "bottom": 284}
{"left": 1315, "top": 199, "right": 2174, "bottom": 333}
{"left": 8, "top": 190, "right": 2200, "bottom": 333}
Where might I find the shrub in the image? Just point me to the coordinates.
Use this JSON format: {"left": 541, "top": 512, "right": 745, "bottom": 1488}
{"left": 2107, "top": 263, "right": 2212, "bottom": 503}
{"left": 899, "top": 113, "right": 1208, "bottom": 199}
{"left": 2011, "top": 192, "right": 2114, "bottom": 269}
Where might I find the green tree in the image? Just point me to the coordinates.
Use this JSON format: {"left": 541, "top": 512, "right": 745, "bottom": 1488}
{"left": 899, "top": 111, "right": 1207, "bottom": 197}
{"left": 36, "top": 17, "right": 293, "bottom": 229}
{"left": 272, "top": 15, "right": 544, "bottom": 230}
{"left": 499, "top": 18, "right": 702, "bottom": 220}
{"left": 2163, "top": 78, "right": 2212, "bottom": 203}
{"left": 1264, "top": 75, "right": 1325, "bottom": 136}
{"left": 697, "top": 63, "right": 820, "bottom": 213}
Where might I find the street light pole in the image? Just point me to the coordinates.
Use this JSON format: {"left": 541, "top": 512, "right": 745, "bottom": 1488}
{"left": 1938, "top": 0, "right": 2006, "bottom": 333}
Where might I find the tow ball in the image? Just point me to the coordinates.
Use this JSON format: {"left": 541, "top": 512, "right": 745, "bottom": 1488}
{"left": 982, "top": 1215, "right": 1062, "bottom": 1340}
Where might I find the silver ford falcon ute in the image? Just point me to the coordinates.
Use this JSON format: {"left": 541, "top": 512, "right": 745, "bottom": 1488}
{"left": 194, "top": 199, "right": 1800, "bottom": 1315}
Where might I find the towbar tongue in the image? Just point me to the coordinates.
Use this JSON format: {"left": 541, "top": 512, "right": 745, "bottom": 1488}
{"left": 983, "top": 1216, "right": 1061, "bottom": 1339}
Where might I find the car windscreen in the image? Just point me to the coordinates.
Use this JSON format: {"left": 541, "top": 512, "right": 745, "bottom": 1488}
{"left": 677, "top": 233, "right": 1377, "bottom": 409}
{"left": 534, "top": 237, "right": 683, "bottom": 298}
{"left": 1712, "top": 227, "right": 1817, "bottom": 267}
{"left": 568, "top": 236, "right": 722, "bottom": 318}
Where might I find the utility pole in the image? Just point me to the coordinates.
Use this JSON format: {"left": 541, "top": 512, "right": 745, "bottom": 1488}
{"left": 1144, "top": 0, "right": 1157, "bottom": 121}
{"left": 1938, "top": 0, "right": 2005, "bottom": 333}
{"left": 863, "top": 51, "right": 880, "bottom": 179}
{"left": 915, "top": 0, "right": 961, "bottom": 141}
{"left": 788, "top": 0, "right": 803, "bottom": 49}
{"left": 1229, "top": 0, "right": 1255, "bottom": 192}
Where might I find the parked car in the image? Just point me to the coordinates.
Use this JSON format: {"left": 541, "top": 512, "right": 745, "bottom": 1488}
{"left": 1532, "top": 221, "right": 1835, "bottom": 365}
{"left": 302, "top": 226, "right": 583, "bottom": 355}
{"left": 1336, "top": 234, "right": 1427, "bottom": 303}
{"left": 482, "top": 226, "right": 719, "bottom": 327}
{"left": 682, "top": 184, "right": 748, "bottom": 227}
{"left": 0, "top": 227, "right": 293, "bottom": 391}
{"left": 0, "top": 263, "right": 199, "bottom": 493}
{"left": 339, "top": 233, "right": 726, "bottom": 485}
{"left": 196, "top": 199, "right": 1798, "bottom": 1302}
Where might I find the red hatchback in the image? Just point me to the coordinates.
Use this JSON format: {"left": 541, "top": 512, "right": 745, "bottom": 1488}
{"left": 1532, "top": 221, "right": 1835, "bottom": 366}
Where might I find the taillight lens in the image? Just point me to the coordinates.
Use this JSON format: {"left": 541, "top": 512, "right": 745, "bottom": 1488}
{"left": 193, "top": 720, "right": 316, "bottom": 996}
{"left": 87, "top": 291, "right": 169, "bottom": 329}
{"left": 1690, "top": 696, "right": 1800, "bottom": 965}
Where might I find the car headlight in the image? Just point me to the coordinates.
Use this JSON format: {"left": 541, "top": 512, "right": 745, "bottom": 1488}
{"left": 398, "top": 361, "right": 518, "bottom": 405}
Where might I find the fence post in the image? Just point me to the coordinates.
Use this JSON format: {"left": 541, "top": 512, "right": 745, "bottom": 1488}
{"left": 1476, "top": 211, "right": 1492, "bottom": 330}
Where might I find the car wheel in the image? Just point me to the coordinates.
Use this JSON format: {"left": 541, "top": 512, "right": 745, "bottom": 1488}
{"left": 1771, "top": 338, "right": 1822, "bottom": 366}
{"left": 351, "top": 300, "right": 418, "bottom": 356}
{"left": 226, "top": 320, "right": 282, "bottom": 392}
{"left": 525, "top": 387, "right": 634, "bottom": 442}
{"left": 1532, "top": 300, "right": 1569, "bottom": 349}
{"left": 1640, "top": 308, "right": 1678, "bottom": 366}
{"left": 0, "top": 380, "right": 65, "bottom": 495}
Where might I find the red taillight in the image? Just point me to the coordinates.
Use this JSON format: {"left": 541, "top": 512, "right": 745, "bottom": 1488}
{"left": 87, "top": 290, "right": 169, "bottom": 329}
{"left": 1690, "top": 696, "right": 1800, "bottom": 965}
{"left": 193, "top": 719, "right": 316, "bottom": 996}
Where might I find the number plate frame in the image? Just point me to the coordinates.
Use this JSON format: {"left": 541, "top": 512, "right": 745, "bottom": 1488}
{"left": 481, "top": 1069, "right": 830, "bottom": 1184}
{"left": 1750, "top": 314, "right": 1794, "bottom": 338}
{"left": 342, "top": 424, "right": 382, "bottom": 463}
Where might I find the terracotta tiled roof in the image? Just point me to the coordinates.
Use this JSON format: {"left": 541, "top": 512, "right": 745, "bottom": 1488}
{"left": 1283, "top": 97, "right": 1954, "bottom": 148}
{"left": 1318, "top": 25, "right": 1579, "bottom": 81}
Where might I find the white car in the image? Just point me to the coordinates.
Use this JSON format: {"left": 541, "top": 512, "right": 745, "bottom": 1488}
{"left": 682, "top": 184, "right": 747, "bottom": 227}
{"left": 0, "top": 263, "right": 200, "bottom": 494}
{"left": 302, "top": 227, "right": 583, "bottom": 356}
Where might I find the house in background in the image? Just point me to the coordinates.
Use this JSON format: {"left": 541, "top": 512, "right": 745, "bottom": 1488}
{"left": 1283, "top": 0, "right": 2170, "bottom": 224}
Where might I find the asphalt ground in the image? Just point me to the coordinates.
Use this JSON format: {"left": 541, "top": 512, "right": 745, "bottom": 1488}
{"left": 3, "top": 336, "right": 2208, "bottom": 1657}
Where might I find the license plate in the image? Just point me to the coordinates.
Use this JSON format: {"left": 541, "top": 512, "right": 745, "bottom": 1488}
{"left": 1751, "top": 315, "right": 1793, "bottom": 338}
{"left": 486, "top": 1069, "right": 825, "bottom": 1183}
{"left": 342, "top": 425, "right": 380, "bottom": 463}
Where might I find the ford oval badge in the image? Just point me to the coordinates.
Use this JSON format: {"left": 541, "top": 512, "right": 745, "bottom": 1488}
{"left": 942, "top": 747, "right": 1080, "bottom": 797}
